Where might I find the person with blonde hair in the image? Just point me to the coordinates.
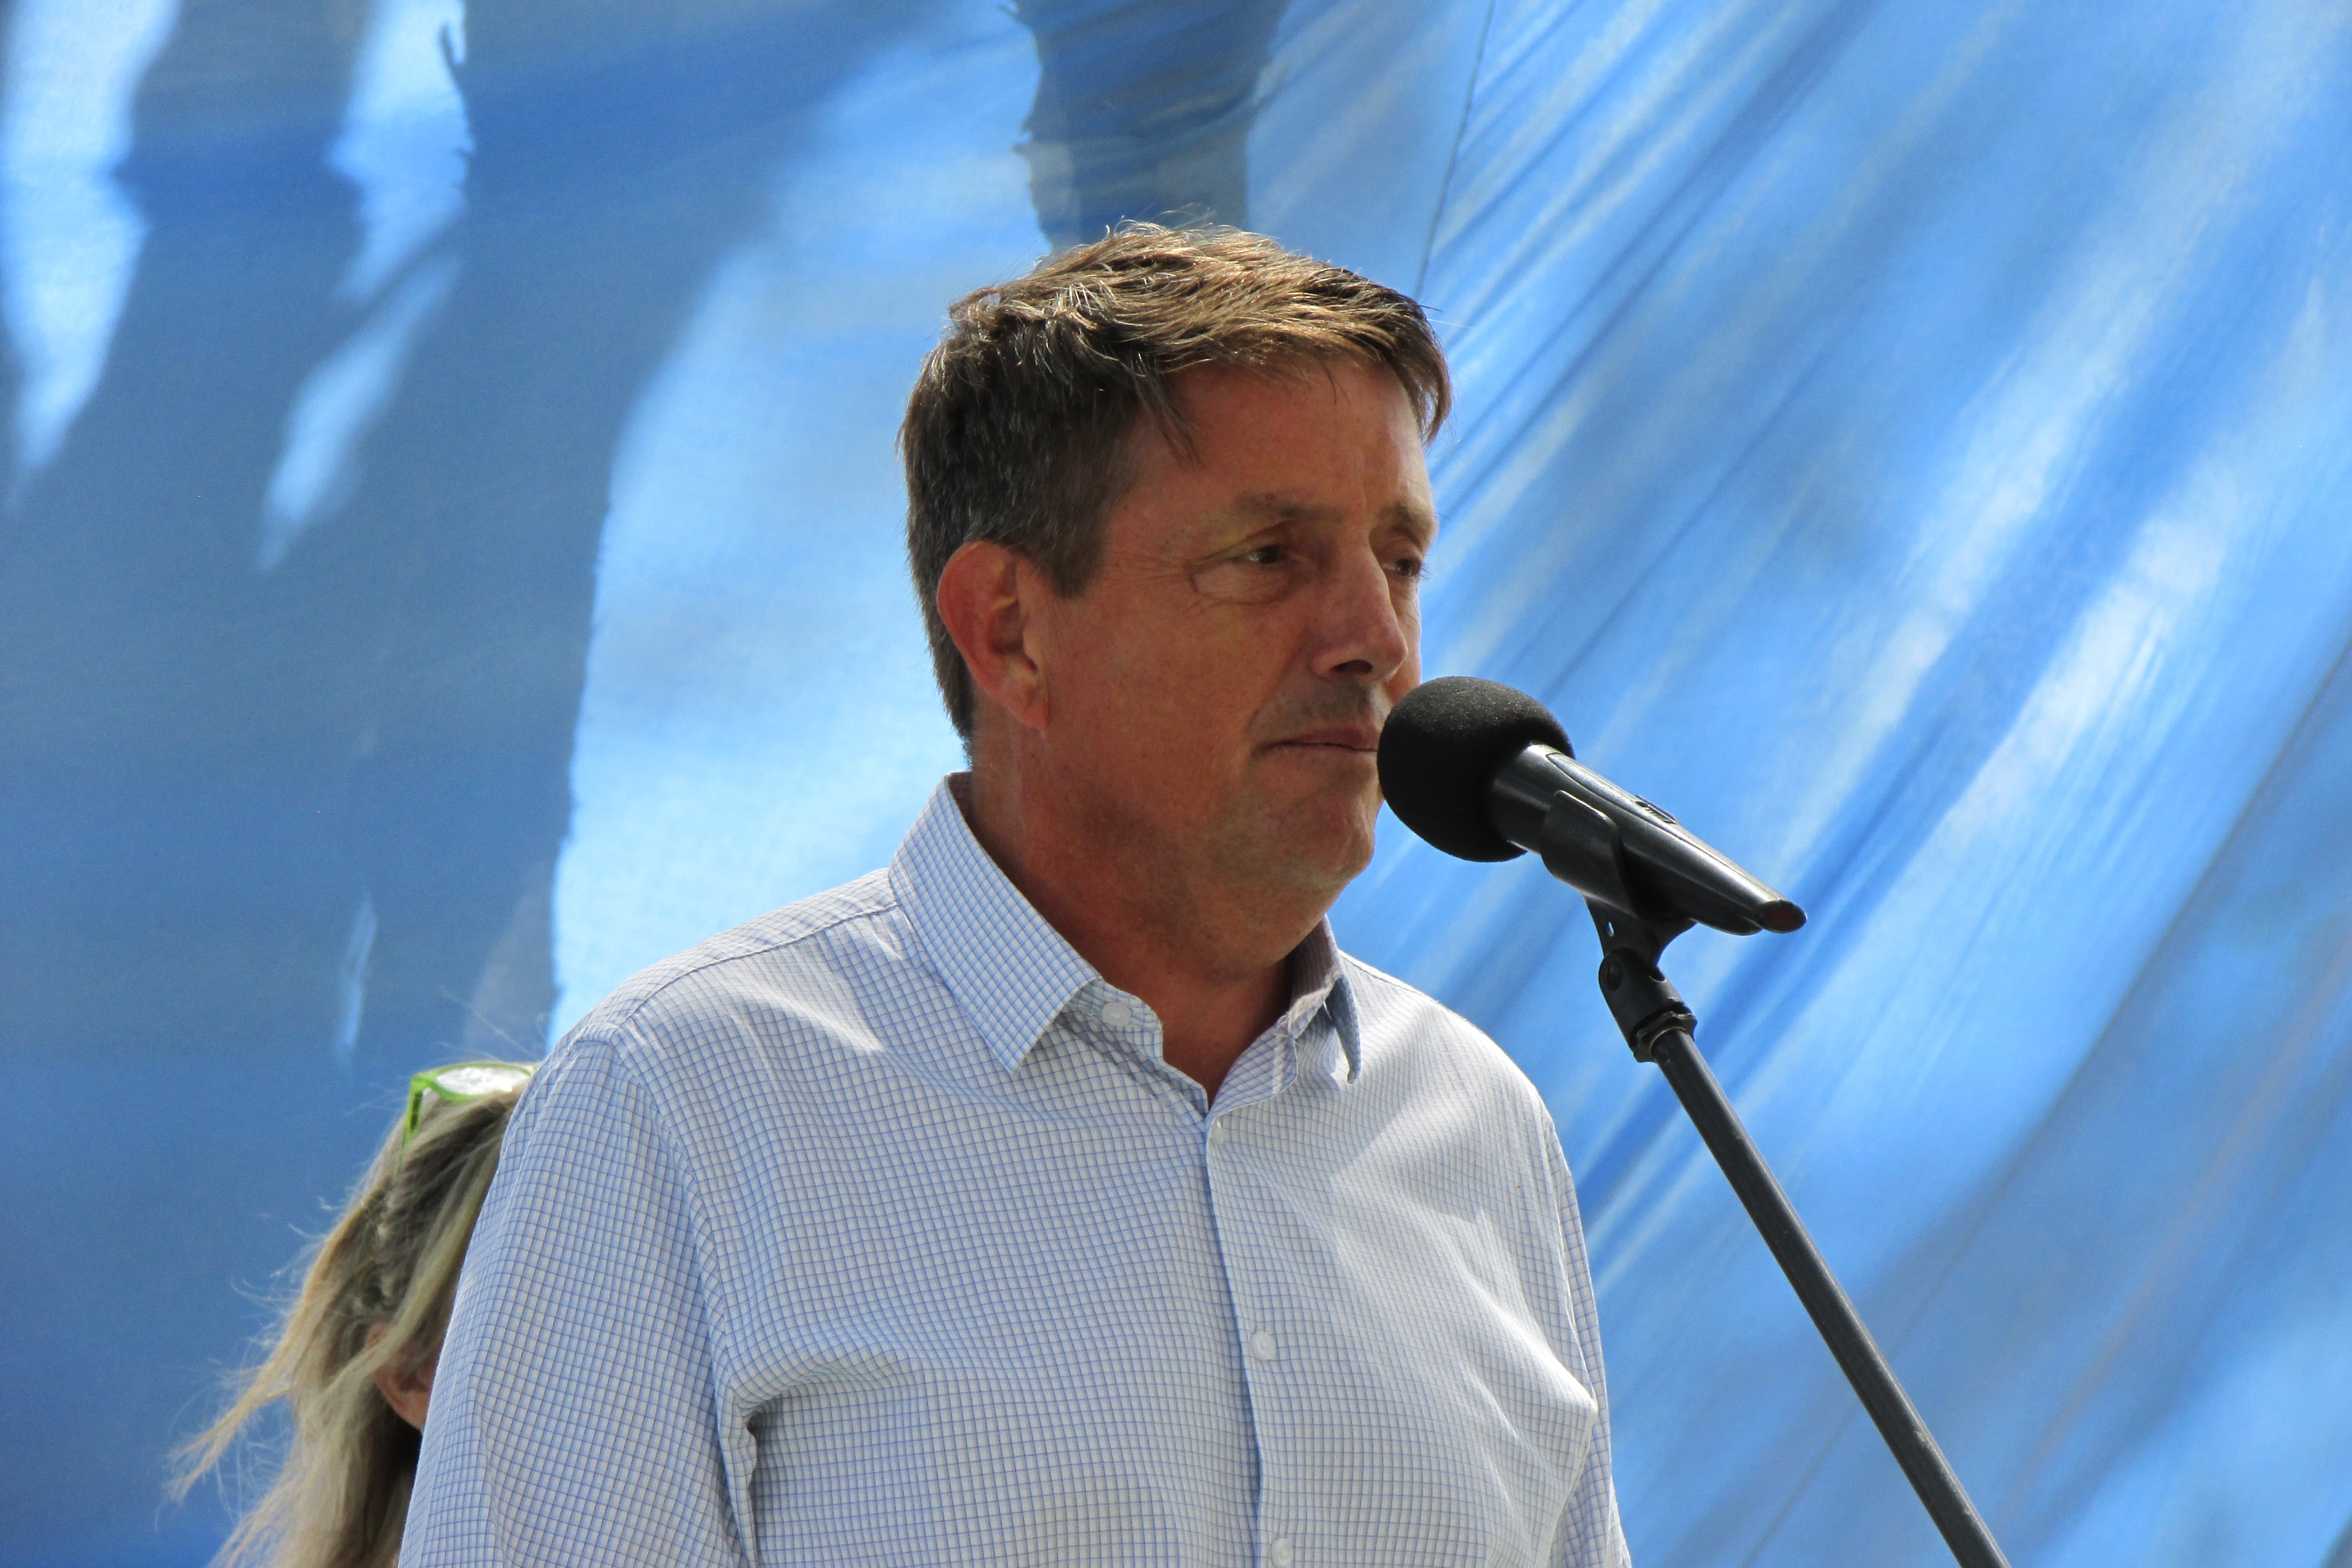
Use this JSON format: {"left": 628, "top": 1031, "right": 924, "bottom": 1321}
{"left": 175, "top": 1061, "right": 534, "bottom": 1568}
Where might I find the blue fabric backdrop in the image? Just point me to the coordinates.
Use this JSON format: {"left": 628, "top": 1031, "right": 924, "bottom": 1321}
{"left": 3, "top": 1, "right": 2348, "bottom": 1564}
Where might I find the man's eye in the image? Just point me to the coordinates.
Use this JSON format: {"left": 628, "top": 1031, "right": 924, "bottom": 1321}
{"left": 1389, "top": 555, "right": 1426, "bottom": 580}
{"left": 1192, "top": 545, "right": 1300, "bottom": 604}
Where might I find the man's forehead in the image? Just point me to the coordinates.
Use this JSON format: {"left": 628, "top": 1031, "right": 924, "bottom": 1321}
{"left": 1163, "top": 357, "right": 1424, "bottom": 439}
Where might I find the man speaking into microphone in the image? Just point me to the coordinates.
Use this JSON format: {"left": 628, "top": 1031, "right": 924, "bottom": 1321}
{"left": 406, "top": 225, "right": 1631, "bottom": 1568}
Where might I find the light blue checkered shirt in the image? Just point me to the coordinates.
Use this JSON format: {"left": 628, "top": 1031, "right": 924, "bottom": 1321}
{"left": 405, "top": 779, "right": 1629, "bottom": 1567}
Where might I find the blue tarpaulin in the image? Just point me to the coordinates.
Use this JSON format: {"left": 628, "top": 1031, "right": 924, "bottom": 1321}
{"left": 3, "top": 1, "right": 2348, "bottom": 1564}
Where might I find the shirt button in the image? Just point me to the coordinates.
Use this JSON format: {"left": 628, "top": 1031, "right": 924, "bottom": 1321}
{"left": 1249, "top": 1329, "right": 1278, "bottom": 1362}
{"left": 1099, "top": 998, "right": 1134, "bottom": 1028}
{"left": 1269, "top": 1538, "right": 1295, "bottom": 1568}
{"left": 1209, "top": 1119, "right": 1229, "bottom": 1146}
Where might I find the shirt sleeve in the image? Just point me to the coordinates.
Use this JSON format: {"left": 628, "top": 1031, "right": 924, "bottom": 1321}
{"left": 403, "top": 1028, "right": 748, "bottom": 1568}
{"left": 1545, "top": 1126, "right": 1635, "bottom": 1568}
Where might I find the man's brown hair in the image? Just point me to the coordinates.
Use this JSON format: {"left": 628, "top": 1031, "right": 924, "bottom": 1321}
{"left": 900, "top": 223, "right": 1451, "bottom": 739}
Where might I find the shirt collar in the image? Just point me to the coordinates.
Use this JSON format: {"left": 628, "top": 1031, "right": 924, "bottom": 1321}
{"left": 889, "top": 777, "right": 1096, "bottom": 1073}
{"left": 1285, "top": 920, "right": 1364, "bottom": 1084}
{"left": 889, "top": 774, "right": 1364, "bottom": 1084}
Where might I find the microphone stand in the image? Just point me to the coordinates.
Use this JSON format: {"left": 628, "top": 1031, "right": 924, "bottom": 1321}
{"left": 1588, "top": 903, "right": 2011, "bottom": 1568}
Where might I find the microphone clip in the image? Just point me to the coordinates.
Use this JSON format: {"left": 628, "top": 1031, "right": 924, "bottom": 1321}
{"left": 1586, "top": 900, "right": 1696, "bottom": 1063}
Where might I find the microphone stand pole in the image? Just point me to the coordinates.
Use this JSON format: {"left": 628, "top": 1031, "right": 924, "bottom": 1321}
{"left": 1587, "top": 904, "right": 2011, "bottom": 1568}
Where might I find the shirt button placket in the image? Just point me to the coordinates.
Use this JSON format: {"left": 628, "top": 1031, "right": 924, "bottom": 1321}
{"left": 1204, "top": 1090, "right": 1286, "bottom": 1568}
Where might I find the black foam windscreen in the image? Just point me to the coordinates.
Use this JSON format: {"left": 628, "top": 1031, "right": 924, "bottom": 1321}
{"left": 1378, "top": 676, "right": 1573, "bottom": 862}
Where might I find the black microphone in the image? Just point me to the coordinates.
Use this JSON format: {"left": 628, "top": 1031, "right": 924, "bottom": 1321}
{"left": 1376, "top": 679, "right": 2015, "bottom": 1568}
{"left": 1377, "top": 675, "right": 1804, "bottom": 937}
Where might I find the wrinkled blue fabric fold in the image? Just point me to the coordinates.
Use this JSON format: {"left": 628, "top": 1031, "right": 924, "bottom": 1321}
{"left": 2, "top": 1, "right": 2346, "bottom": 1564}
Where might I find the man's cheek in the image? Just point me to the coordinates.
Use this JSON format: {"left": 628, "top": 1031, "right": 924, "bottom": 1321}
{"left": 1188, "top": 603, "right": 1295, "bottom": 672}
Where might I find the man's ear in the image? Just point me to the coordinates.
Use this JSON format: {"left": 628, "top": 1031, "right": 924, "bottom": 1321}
{"left": 935, "top": 540, "right": 1051, "bottom": 734}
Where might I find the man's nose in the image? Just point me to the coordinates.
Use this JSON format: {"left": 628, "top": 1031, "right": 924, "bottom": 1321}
{"left": 1310, "top": 545, "right": 1411, "bottom": 684}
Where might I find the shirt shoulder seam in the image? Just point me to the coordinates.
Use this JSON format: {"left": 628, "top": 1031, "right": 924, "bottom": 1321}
{"left": 1338, "top": 950, "right": 1479, "bottom": 1031}
{"left": 593, "top": 886, "right": 908, "bottom": 1038}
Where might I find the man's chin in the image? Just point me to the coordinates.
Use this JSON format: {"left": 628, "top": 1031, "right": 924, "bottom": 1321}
{"left": 1229, "top": 789, "right": 1379, "bottom": 894}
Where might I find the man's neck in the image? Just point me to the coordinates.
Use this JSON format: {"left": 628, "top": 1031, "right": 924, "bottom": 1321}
{"left": 955, "top": 769, "right": 1312, "bottom": 1102}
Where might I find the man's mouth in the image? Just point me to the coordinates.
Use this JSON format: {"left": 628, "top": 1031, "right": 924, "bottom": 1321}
{"left": 1270, "top": 724, "right": 1382, "bottom": 753}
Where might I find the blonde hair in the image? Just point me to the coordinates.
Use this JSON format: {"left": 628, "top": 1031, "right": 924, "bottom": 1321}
{"left": 174, "top": 1064, "right": 530, "bottom": 1568}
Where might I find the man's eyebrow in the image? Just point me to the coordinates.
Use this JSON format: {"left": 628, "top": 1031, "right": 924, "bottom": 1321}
{"left": 1387, "top": 498, "right": 1439, "bottom": 544}
{"left": 1224, "top": 493, "right": 1440, "bottom": 540}
{"left": 1227, "top": 492, "right": 1340, "bottom": 523}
